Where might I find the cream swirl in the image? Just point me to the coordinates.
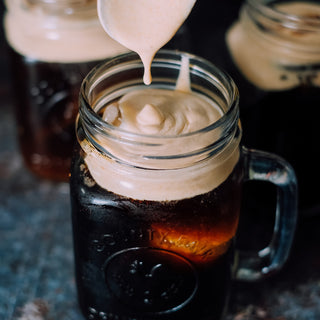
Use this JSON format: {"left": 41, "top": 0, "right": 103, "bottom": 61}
{"left": 103, "top": 88, "right": 222, "bottom": 135}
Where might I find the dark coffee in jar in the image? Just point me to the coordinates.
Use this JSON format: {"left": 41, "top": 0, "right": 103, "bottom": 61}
{"left": 70, "top": 155, "right": 243, "bottom": 320}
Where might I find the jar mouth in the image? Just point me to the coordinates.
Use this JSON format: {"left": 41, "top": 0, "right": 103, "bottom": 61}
{"left": 79, "top": 49, "right": 239, "bottom": 141}
{"left": 246, "top": 0, "right": 320, "bottom": 33}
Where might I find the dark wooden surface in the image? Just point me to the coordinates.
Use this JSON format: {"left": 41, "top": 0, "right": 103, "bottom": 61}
{"left": 1, "top": 1, "right": 320, "bottom": 319}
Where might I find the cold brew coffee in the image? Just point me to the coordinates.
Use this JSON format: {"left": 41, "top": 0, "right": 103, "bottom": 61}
{"left": 71, "top": 155, "right": 242, "bottom": 320}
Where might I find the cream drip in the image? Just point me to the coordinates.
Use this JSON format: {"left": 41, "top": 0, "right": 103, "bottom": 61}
{"left": 97, "top": 0, "right": 196, "bottom": 84}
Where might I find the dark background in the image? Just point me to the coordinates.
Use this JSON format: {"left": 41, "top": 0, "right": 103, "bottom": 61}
{"left": 0, "top": 1, "right": 320, "bottom": 319}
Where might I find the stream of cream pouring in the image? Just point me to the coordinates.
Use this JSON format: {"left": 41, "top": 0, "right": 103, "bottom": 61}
{"left": 97, "top": 0, "right": 197, "bottom": 85}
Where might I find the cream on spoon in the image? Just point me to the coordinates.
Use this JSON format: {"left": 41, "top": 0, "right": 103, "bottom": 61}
{"left": 97, "top": 0, "right": 196, "bottom": 85}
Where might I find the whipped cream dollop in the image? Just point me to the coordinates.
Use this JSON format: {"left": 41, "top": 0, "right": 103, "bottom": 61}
{"left": 226, "top": 2, "right": 320, "bottom": 90}
{"left": 102, "top": 88, "right": 222, "bottom": 135}
{"left": 83, "top": 61, "right": 240, "bottom": 201}
{"left": 97, "top": 0, "right": 196, "bottom": 84}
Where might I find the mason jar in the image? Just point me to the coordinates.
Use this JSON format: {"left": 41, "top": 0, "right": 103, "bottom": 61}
{"left": 225, "top": 0, "right": 320, "bottom": 215}
{"left": 3, "top": 0, "right": 128, "bottom": 181}
{"left": 70, "top": 50, "right": 297, "bottom": 320}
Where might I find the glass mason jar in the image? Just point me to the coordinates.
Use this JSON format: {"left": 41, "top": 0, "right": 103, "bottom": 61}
{"left": 225, "top": 0, "right": 320, "bottom": 215}
{"left": 3, "top": 0, "right": 128, "bottom": 181}
{"left": 70, "top": 50, "right": 297, "bottom": 320}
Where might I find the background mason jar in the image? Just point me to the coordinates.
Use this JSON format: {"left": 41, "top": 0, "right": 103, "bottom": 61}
{"left": 223, "top": 0, "right": 320, "bottom": 215}
{"left": 3, "top": 0, "right": 128, "bottom": 181}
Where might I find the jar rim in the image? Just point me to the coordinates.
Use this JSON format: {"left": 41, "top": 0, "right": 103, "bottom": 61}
{"left": 79, "top": 49, "right": 239, "bottom": 141}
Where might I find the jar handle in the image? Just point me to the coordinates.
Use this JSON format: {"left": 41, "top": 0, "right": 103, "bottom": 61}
{"left": 235, "top": 147, "right": 298, "bottom": 281}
